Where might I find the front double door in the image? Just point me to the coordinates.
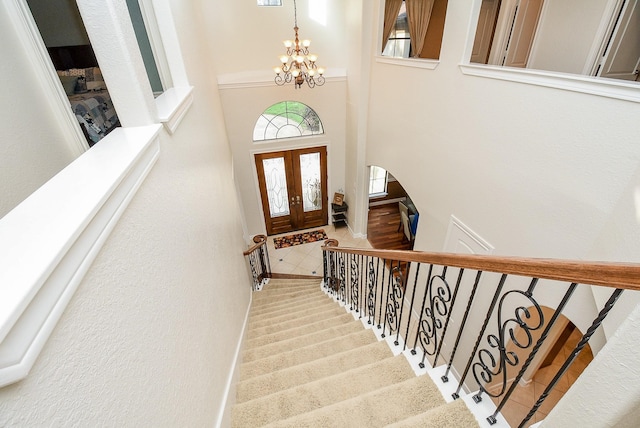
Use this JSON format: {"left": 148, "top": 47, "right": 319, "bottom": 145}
{"left": 255, "top": 146, "right": 328, "bottom": 236}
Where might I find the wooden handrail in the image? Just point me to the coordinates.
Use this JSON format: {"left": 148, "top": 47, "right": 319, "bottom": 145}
{"left": 321, "top": 245, "right": 640, "bottom": 291}
{"left": 243, "top": 235, "right": 268, "bottom": 256}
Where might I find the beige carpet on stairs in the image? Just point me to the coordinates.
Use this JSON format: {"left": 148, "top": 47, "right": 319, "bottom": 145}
{"left": 231, "top": 278, "right": 479, "bottom": 428}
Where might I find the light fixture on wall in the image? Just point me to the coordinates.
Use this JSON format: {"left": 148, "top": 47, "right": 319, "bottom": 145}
{"left": 273, "top": 0, "right": 325, "bottom": 89}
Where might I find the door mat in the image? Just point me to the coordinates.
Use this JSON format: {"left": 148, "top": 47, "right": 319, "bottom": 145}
{"left": 273, "top": 229, "right": 328, "bottom": 249}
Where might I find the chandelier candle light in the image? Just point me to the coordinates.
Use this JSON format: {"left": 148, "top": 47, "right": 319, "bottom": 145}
{"left": 274, "top": 0, "right": 325, "bottom": 89}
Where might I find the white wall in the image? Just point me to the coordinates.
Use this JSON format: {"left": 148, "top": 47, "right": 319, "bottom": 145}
{"left": 0, "top": 0, "right": 251, "bottom": 426}
{"left": 529, "top": 0, "right": 609, "bottom": 74}
{"left": 0, "top": 4, "right": 79, "bottom": 219}
{"left": 218, "top": 82, "right": 347, "bottom": 237}
{"left": 365, "top": 0, "right": 640, "bottom": 341}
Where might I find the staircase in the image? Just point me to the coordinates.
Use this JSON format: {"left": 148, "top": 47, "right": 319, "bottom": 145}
{"left": 231, "top": 278, "right": 480, "bottom": 427}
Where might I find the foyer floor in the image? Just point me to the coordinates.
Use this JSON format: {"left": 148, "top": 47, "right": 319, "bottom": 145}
{"left": 267, "top": 224, "right": 371, "bottom": 276}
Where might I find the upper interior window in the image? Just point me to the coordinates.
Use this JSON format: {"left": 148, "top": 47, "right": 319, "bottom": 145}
{"left": 258, "top": 0, "right": 282, "bottom": 6}
{"left": 470, "top": 0, "right": 640, "bottom": 83}
{"left": 26, "top": 0, "right": 121, "bottom": 148}
{"left": 253, "top": 101, "right": 324, "bottom": 142}
{"left": 382, "top": 0, "right": 449, "bottom": 60}
{"left": 126, "top": 0, "right": 165, "bottom": 96}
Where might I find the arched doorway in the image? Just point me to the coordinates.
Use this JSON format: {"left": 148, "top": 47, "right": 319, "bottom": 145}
{"left": 366, "top": 165, "right": 418, "bottom": 250}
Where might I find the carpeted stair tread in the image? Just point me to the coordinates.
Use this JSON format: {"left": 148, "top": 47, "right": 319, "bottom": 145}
{"left": 241, "top": 320, "right": 366, "bottom": 363}
{"left": 245, "top": 312, "right": 355, "bottom": 348}
{"left": 236, "top": 340, "right": 393, "bottom": 403}
{"left": 231, "top": 355, "right": 415, "bottom": 427}
{"left": 247, "top": 305, "right": 348, "bottom": 339}
{"left": 384, "top": 398, "right": 480, "bottom": 427}
{"left": 240, "top": 329, "right": 378, "bottom": 380}
{"left": 262, "top": 371, "right": 449, "bottom": 428}
{"left": 252, "top": 286, "right": 323, "bottom": 303}
{"left": 249, "top": 290, "right": 327, "bottom": 315}
{"left": 248, "top": 298, "right": 338, "bottom": 328}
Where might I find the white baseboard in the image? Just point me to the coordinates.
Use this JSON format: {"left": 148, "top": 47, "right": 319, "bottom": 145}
{"left": 215, "top": 292, "right": 252, "bottom": 428}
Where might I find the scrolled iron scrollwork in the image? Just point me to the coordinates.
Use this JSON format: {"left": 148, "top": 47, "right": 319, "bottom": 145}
{"left": 349, "top": 254, "right": 360, "bottom": 312}
{"left": 472, "top": 289, "right": 544, "bottom": 398}
{"left": 417, "top": 270, "right": 453, "bottom": 356}
{"left": 385, "top": 266, "right": 404, "bottom": 335}
{"left": 338, "top": 253, "right": 346, "bottom": 302}
{"left": 366, "top": 258, "right": 377, "bottom": 324}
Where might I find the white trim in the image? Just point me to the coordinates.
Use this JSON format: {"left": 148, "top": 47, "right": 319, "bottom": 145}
{"left": 138, "top": 0, "right": 174, "bottom": 89}
{"left": 0, "top": 125, "right": 161, "bottom": 388}
{"left": 155, "top": 86, "right": 194, "bottom": 134}
{"left": 369, "top": 197, "right": 405, "bottom": 207}
{"left": 444, "top": 215, "right": 495, "bottom": 255}
{"left": 7, "top": 0, "right": 89, "bottom": 156}
{"left": 459, "top": 63, "right": 640, "bottom": 103}
{"left": 375, "top": 56, "right": 440, "bottom": 70}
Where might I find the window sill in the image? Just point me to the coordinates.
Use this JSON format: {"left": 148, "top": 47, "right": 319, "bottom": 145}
{"left": 459, "top": 64, "right": 640, "bottom": 103}
{"left": 369, "top": 192, "right": 389, "bottom": 199}
{"left": 375, "top": 56, "right": 439, "bottom": 70}
{"left": 155, "top": 86, "right": 194, "bottom": 134}
{"left": 0, "top": 124, "right": 161, "bottom": 388}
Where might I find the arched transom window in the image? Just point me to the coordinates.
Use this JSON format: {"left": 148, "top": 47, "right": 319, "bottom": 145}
{"left": 253, "top": 101, "right": 324, "bottom": 141}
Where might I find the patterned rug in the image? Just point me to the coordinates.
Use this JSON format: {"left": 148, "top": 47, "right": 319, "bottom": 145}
{"left": 273, "top": 229, "right": 328, "bottom": 249}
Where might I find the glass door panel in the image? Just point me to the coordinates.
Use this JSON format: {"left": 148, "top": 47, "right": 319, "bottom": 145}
{"left": 299, "top": 152, "right": 322, "bottom": 212}
{"left": 262, "top": 157, "right": 290, "bottom": 217}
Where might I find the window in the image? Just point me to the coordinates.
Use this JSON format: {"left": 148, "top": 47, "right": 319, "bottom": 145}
{"left": 470, "top": 0, "right": 640, "bottom": 83}
{"left": 257, "top": 0, "right": 282, "bottom": 6}
{"left": 253, "top": 101, "right": 324, "bottom": 142}
{"left": 126, "top": 0, "right": 165, "bottom": 96}
{"left": 369, "top": 166, "right": 388, "bottom": 196}
{"left": 382, "top": 0, "right": 449, "bottom": 60}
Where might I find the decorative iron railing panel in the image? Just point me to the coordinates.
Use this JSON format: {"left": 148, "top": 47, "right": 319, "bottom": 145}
{"left": 321, "top": 244, "right": 639, "bottom": 427}
{"left": 242, "top": 235, "right": 271, "bottom": 291}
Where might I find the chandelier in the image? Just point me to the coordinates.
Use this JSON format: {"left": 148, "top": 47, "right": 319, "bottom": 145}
{"left": 274, "top": 0, "right": 325, "bottom": 89}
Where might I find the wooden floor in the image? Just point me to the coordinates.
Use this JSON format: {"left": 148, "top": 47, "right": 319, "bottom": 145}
{"left": 367, "top": 204, "right": 413, "bottom": 251}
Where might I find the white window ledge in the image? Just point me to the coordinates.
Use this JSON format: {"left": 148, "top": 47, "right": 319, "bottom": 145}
{"left": 155, "top": 86, "right": 194, "bottom": 134}
{"left": 459, "top": 64, "right": 640, "bottom": 103}
{"left": 0, "top": 124, "right": 161, "bottom": 388}
{"left": 375, "top": 56, "right": 440, "bottom": 70}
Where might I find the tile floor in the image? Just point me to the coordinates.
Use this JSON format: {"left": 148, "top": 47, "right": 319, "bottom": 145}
{"left": 266, "top": 225, "right": 372, "bottom": 276}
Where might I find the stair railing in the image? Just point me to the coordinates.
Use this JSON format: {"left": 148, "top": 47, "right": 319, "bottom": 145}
{"left": 243, "top": 235, "right": 271, "bottom": 291}
{"left": 321, "top": 243, "right": 640, "bottom": 427}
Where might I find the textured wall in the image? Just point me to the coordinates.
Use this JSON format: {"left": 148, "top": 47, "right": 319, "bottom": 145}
{"left": 365, "top": 0, "right": 640, "bottom": 340}
{"left": 0, "top": 0, "right": 251, "bottom": 426}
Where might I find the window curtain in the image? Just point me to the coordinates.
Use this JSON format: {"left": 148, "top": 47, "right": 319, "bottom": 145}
{"left": 406, "top": 0, "right": 435, "bottom": 57}
{"left": 382, "top": 0, "right": 404, "bottom": 52}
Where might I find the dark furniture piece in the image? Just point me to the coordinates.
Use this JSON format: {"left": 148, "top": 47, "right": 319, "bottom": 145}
{"left": 331, "top": 202, "right": 348, "bottom": 228}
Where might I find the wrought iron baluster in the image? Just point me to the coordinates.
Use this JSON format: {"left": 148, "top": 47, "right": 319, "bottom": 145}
{"left": 487, "top": 282, "right": 578, "bottom": 425}
{"left": 366, "top": 256, "right": 377, "bottom": 325}
{"left": 382, "top": 260, "right": 396, "bottom": 337}
{"left": 385, "top": 262, "right": 404, "bottom": 343}
{"left": 434, "top": 268, "right": 465, "bottom": 365}
{"left": 350, "top": 253, "right": 360, "bottom": 312}
{"left": 394, "top": 261, "right": 410, "bottom": 347}
{"left": 412, "top": 263, "right": 434, "bottom": 364}
{"left": 377, "top": 259, "right": 393, "bottom": 337}
{"left": 374, "top": 257, "right": 382, "bottom": 327}
{"left": 322, "top": 249, "right": 328, "bottom": 289}
{"left": 406, "top": 263, "right": 422, "bottom": 352}
{"left": 443, "top": 271, "right": 483, "bottom": 383}
{"left": 519, "top": 288, "right": 624, "bottom": 428}
{"left": 418, "top": 266, "right": 455, "bottom": 368}
{"left": 454, "top": 273, "right": 507, "bottom": 399}
{"left": 472, "top": 278, "right": 544, "bottom": 404}
{"left": 359, "top": 254, "right": 365, "bottom": 318}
